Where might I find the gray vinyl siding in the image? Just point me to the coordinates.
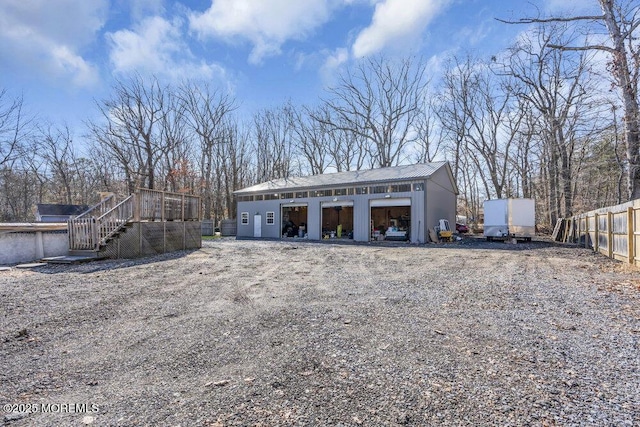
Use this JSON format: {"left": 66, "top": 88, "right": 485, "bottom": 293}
{"left": 239, "top": 190, "right": 437, "bottom": 242}
{"left": 237, "top": 200, "right": 282, "bottom": 239}
{"left": 235, "top": 162, "right": 457, "bottom": 243}
{"left": 411, "top": 188, "right": 426, "bottom": 243}
{"left": 425, "top": 167, "right": 457, "bottom": 232}
{"left": 305, "top": 201, "right": 319, "bottom": 240}
{"left": 353, "top": 196, "right": 370, "bottom": 242}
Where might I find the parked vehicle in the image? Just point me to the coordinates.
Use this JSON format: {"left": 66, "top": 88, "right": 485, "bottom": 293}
{"left": 483, "top": 198, "right": 535, "bottom": 241}
{"left": 456, "top": 223, "right": 469, "bottom": 233}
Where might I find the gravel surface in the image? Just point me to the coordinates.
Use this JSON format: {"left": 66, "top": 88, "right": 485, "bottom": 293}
{"left": 1, "top": 237, "right": 639, "bottom": 426}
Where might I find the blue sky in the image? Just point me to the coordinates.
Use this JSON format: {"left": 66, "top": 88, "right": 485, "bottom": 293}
{"left": 0, "top": 0, "right": 598, "bottom": 134}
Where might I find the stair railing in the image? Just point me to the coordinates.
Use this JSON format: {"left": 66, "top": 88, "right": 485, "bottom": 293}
{"left": 67, "top": 216, "right": 98, "bottom": 251}
{"left": 68, "top": 195, "right": 112, "bottom": 251}
{"left": 96, "top": 195, "right": 134, "bottom": 247}
{"left": 74, "top": 194, "right": 116, "bottom": 220}
{"left": 68, "top": 194, "right": 132, "bottom": 251}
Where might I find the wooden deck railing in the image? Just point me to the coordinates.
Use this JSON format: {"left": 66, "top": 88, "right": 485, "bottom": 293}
{"left": 96, "top": 195, "right": 134, "bottom": 247}
{"left": 68, "top": 189, "right": 201, "bottom": 251}
{"left": 137, "top": 188, "right": 201, "bottom": 222}
{"left": 74, "top": 194, "right": 116, "bottom": 220}
{"left": 67, "top": 217, "right": 98, "bottom": 250}
{"left": 68, "top": 195, "right": 116, "bottom": 250}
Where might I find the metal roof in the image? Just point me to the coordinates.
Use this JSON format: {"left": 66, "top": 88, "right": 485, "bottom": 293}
{"left": 235, "top": 161, "right": 451, "bottom": 194}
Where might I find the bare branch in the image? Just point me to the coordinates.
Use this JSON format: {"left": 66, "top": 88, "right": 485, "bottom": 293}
{"left": 497, "top": 0, "right": 640, "bottom": 200}
{"left": 496, "top": 15, "right": 604, "bottom": 25}
{"left": 547, "top": 43, "right": 617, "bottom": 54}
{"left": 317, "top": 56, "right": 429, "bottom": 168}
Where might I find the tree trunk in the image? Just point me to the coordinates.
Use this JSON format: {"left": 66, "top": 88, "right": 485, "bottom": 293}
{"left": 560, "top": 149, "right": 573, "bottom": 217}
{"left": 599, "top": 0, "right": 640, "bottom": 199}
{"left": 548, "top": 146, "right": 559, "bottom": 226}
{"left": 623, "top": 99, "right": 640, "bottom": 199}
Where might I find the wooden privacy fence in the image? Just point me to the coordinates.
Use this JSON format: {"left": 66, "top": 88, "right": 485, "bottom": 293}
{"left": 564, "top": 199, "right": 639, "bottom": 266}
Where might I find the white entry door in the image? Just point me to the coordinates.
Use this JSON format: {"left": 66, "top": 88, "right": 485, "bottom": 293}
{"left": 254, "top": 214, "right": 262, "bottom": 237}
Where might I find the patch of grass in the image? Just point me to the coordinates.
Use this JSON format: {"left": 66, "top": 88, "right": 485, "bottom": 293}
{"left": 202, "top": 235, "right": 223, "bottom": 241}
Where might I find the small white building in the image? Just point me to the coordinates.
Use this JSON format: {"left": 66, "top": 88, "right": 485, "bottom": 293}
{"left": 234, "top": 162, "right": 458, "bottom": 243}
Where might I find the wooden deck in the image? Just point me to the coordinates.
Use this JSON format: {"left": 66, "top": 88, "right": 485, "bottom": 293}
{"left": 67, "top": 189, "right": 201, "bottom": 258}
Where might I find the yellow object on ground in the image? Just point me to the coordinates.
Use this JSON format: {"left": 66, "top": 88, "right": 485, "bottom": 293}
{"left": 439, "top": 230, "right": 453, "bottom": 242}
{"left": 337, "top": 224, "right": 342, "bottom": 237}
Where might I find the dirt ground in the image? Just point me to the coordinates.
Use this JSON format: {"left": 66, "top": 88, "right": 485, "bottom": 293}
{"left": 1, "top": 237, "right": 639, "bottom": 426}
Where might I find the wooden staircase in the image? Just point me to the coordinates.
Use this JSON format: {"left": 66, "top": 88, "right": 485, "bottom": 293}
{"left": 44, "top": 189, "right": 201, "bottom": 263}
{"left": 67, "top": 194, "right": 134, "bottom": 257}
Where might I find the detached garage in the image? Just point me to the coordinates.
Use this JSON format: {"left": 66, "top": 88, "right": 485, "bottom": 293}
{"left": 234, "top": 161, "right": 458, "bottom": 243}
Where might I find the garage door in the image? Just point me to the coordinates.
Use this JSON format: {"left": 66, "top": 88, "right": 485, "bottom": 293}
{"left": 370, "top": 197, "right": 411, "bottom": 207}
{"left": 321, "top": 201, "right": 354, "bottom": 208}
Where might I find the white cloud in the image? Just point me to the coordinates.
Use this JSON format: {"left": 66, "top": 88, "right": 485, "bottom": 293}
{"left": 127, "top": 0, "right": 166, "bottom": 21}
{"left": 108, "top": 16, "right": 182, "bottom": 74}
{"left": 320, "top": 47, "right": 350, "bottom": 81}
{"left": 352, "top": 0, "right": 451, "bottom": 58}
{"left": 107, "top": 16, "right": 228, "bottom": 83}
{"left": 0, "top": 0, "right": 106, "bottom": 86}
{"left": 52, "top": 46, "right": 100, "bottom": 87}
{"left": 189, "top": 0, "right": 340, "bottom": 64}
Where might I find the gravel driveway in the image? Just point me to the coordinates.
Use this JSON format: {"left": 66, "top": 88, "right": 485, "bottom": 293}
{"left": 1, "top": 237, "right": 639, "bottom": 426}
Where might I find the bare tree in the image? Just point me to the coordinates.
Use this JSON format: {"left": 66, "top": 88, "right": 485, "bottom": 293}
{"left": 36, "top": 123, "right": 77, "bottom": 204}
{"left": 86, "top": 142, "right": 129, "bottom": 196}
{"left": 0, "top": 90, "right": 45, "bottom": 221}
{"left": 0, "top": 150, "right": 46, "bottom": 221}
{"left": 0, "top": 88, "right": 35, "bottom": 167}
{"left": 572, "top": 102, "right": 627, "bottom": 209}
{"left": 179, "top": 82, "right": 236, "bottom": 219}
{"left": 291, "top": 106, "right": 332, "bottom": 175}
{"left": 220, "top": 119, "right": 253, "bottom": 219}
{"left": 0, "top": 168, "right": 34, "bottom": 221}
{"left": 329, "top": 124, "right": 372, "bottom": 171}
{"left": 87, "top": 75, "right": 168, "bottom": 193}
{"left": 510, "top": 105, "right": 538, "bottom": 200}
{"left": 413, "top": 97, "right": 445, "bottom": 163}
{"left": 501, "top": 24, "right": 600, "bottom": 220}
{"left": 439, "top": 56, "right": 524, "bottom": 199}
{"left": 437, "top": 56, "right": 481, "bottom": 222}
{"left": 467, "top": 71, "right": 524, "bottom": 199}
{"left": 437, "top": 56, "right": 476, "bottom": 184}
{"left": 252, "top": 104, "right": 296, "bottom": 182}
{"left": 0, "top": 89, "right": 31, "bottom": 167}
{"left": 306, "top": 104, "right": 371, "bottom": 172}
{"left": 455, "top": 154, "right": 484, "bottom": 227}
{"left": 498, "top": 0, "right": 640, "bottom": 200}
{"left": 159, "top": 92, "right": 193, "bottom": 193}
{"left": 70, "top": 156, "right": 105, "bottom": 205}
{"left": 316, "top": 56, "right": 429, "bottom": 168}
